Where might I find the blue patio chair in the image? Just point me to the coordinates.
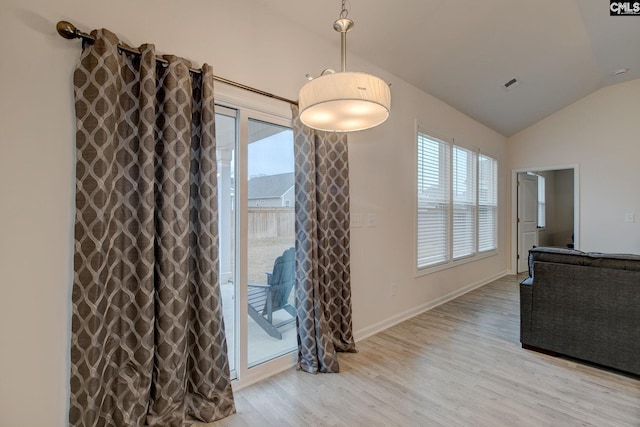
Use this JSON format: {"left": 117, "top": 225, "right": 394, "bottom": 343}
{"left": 248, "top": 247, "right": 296, "bottom": 339}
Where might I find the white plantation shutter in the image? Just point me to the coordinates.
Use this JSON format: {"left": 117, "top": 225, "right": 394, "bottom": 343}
{"left": 478, "top": 154, "right": 497, "bottom": 252}
{"left": 417, "top": 132, "right": 450, "bottom": 268}
{"left": 452, "top": 146, "right": 477, "bottom": 259}
{"left": 416, "top": 129, "right": 498, "bottom": 271}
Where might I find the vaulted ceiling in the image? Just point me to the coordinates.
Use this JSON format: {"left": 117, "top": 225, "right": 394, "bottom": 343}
{"left": 251, "top": 0, "right": 640, "bottom": 136}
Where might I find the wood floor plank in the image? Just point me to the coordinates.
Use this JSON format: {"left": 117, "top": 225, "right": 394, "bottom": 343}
{"left": 201, "top": 274, "right": 640, "bottom": 427}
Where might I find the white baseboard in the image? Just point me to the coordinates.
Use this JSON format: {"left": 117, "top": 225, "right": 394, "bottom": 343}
{"left": 353, "top": 270, "right": 510, "bottom": 342}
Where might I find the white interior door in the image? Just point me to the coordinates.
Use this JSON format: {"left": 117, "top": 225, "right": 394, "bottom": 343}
{"left": 517, "top": 173, "right": 538, "bottom": 273}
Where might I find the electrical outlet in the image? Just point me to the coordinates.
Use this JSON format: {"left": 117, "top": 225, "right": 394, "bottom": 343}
{"left": 367, "top": 213, "right": 377, "bottom": 227}
{"left": 351, "top": 213, "right": 363, "bottom": 228}
{"left": 391, "top": 283, "right": 397, "bottom": 296}
{"left": 625, "top": 213, "right": 635, "bottom": 223}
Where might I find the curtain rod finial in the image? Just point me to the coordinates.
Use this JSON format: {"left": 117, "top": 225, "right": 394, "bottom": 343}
{"left": 57, "top": 21, "right": 78, "bottom": 39}
{"left": 56, "top": 21, "right": 95, "bottom": 43}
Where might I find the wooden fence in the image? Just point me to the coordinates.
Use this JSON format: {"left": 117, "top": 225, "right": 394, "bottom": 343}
{"left": 248, "top": 207, "right": 295, "bottom": 239}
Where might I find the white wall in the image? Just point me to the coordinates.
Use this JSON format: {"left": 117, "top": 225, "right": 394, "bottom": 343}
{"left": 508, "top": 78, "right": 640, "bottom": 255}
{"left": 0, "top": 0, "right": 507, "bottom": 425}
{"left": 347, "top": 75, "right": 509, "bottom": 336}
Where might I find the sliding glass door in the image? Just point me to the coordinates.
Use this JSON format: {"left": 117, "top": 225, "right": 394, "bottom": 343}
{"left": 215, "top": 93, "right": 296, "bottom": 384}
{"left": 246, "top": 118, "right": 296, "bottom": 367}
{"left": 215, "top": 106, "right": 238, "bottom": 378}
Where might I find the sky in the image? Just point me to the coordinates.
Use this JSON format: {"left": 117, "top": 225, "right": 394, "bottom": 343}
{"left": 247, "top": 130, "right": 294, "bottom": 179}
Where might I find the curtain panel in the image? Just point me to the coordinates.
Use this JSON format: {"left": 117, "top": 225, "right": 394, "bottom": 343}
{"left": 292, "top": 106, "right": 357, "bottom": 374}
{"left": 70, "top": 29, "right": 234, "bottom": 426}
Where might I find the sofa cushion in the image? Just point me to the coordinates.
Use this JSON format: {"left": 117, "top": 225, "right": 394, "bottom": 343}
{"left": 586, "top": 252, "right": 640, "bottom": 271}
{"left": 530, "top": 247, "right": 590, "bottom": 266}
{"left": 530, "top": 246, "right": 640, "bottom": 272}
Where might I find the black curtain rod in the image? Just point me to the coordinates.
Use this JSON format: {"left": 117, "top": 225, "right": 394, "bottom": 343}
{"left": 56, "top": 21, "right": 298, "bottom": 106}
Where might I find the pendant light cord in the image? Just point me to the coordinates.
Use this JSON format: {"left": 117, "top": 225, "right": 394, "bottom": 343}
{"left": 339, "top": 0, "right": 349, "bottom": 18}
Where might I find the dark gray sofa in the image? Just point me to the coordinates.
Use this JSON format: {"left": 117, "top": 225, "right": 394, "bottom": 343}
{"left": 520, "top": 247, "right": 640, "bottom": 376}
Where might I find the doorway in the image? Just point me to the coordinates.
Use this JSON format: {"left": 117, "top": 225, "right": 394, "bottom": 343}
{"left": 511, "top": 166, "right": 579, "bottom": 273}
{"left": 517, "top": 173, "right": 539, "bottom": 273}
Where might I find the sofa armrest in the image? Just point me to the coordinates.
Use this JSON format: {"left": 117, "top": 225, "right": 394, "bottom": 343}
{"left": 519, "top": 279, "right": 533, "bottom": 345}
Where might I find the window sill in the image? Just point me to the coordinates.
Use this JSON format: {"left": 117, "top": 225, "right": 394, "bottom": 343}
{"left": 415, "top": 250, "right": 499, "bottom": 277}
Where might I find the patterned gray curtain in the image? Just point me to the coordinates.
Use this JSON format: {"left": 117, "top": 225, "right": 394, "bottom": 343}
{"left": 69, "top": 29, "right": 235, "bottom": 426}
{"left": 292, "top": 105, "right": 357, "bottom": 374}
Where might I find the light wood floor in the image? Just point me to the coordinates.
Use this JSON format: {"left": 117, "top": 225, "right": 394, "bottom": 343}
{"left": 202, "top": 274, "right": 640, "bottom": 427}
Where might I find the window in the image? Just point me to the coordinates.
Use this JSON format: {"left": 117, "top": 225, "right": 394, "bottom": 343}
{"left": 416, "top": 129, "right": 498, "bottom": 271}
{"left": 537, "top": 175, "right": 545, "bottom": 228}
{"left": 452, "top": 146, "right": 477, "bottom": 259}
{"left": 417, "top": 133, "right": 450, "bottom": 267}
{"left": 478, "top": 154, "right": 498, "bottom": 252}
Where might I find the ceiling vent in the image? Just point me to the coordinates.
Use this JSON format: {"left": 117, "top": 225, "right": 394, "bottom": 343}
{"left": 504, "top": 77, "right": 520, "bottom": 91}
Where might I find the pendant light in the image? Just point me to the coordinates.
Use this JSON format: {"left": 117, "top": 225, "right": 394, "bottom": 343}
{"left": 298, "top": 1, "right": 391, "bottom": 132}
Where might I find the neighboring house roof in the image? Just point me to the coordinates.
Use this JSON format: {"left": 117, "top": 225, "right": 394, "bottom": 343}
{"left": 247, "top": 172, "right": 294, "bottom": 199}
